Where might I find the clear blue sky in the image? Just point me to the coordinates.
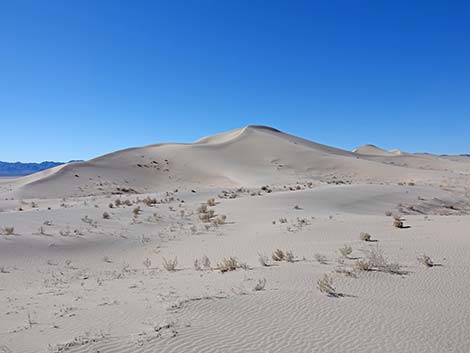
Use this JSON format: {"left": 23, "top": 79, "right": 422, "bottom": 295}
{"left": 1, "top": 0, "right": 469, "bottom": 162}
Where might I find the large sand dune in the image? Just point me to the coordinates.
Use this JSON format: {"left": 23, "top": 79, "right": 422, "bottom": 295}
{"left": 1, "top": 126, "right": 470, "bottom": 352}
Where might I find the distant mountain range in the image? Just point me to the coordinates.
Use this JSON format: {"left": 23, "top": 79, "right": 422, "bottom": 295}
{"left": 0, "top": 160, "right": 82, "bottom": 176}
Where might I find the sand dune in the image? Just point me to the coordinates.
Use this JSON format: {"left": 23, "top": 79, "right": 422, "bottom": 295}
{"left": 1, "top": 126, "right": 470, "bottom": 352}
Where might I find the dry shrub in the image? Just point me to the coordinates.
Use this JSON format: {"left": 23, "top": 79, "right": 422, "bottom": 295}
{"left": 114, "top": 199, "right": 122, "bottom": 207}
{"left": 102, "top": 212, "right": 110, "bottom": 219}
{"left": 143, "top": 257, "right": 152, "bottom": 269}
{"left": 317, "top": 274, "right": 338, "bottom": 296}
{"left": 216, "top": 257, "right": 240, "bottom": 273}
{"left": 253, "top": 278, "right": 267, "bottom": 291}
{"left": 194, "top": 255, "right": 211, "bottom": 271}
{"left": 355, "top": 247, "right": 403, "bottom": 274}
{"left": 258, "top": 252, "right": 270, "bottom": 267}
{"left": 272, "top": 249, "right": 285, "bottom": 261}
{"left": 417, "top": 254, "right": 434, "bottom": 267}
{"left": 338, "top": 245, "right": 353, "bottom": 258}
{"left": 385, "top": 210, "right": 393, "bottom": 216}
{"left": 393, "top": 215, "right": 405, "bottom": 228}
{"left": 207, "top": 198, "right": 216, "bottom": 206}
{"left": 359, "top": 232, "right": 372, "bottom": 241}
{"left": 132, "top": 206, "right": 141, "bottom": 216}
{"left": 285, "top": 251, "right": 295, "bottom": 262}
{"left": 162, "top": 257, "right": 178, "bottom": 271}
{"left": 314, "top": 253, "right": 328, "bottom": 264}
{"left": 142, "top": 197, "right": 158, "bottom": 206}
{"left": 2, "top": 226, "right": 15, "bottom": 235}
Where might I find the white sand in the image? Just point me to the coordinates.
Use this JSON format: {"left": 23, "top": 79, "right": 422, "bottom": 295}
{"left": 1, "top": 126, "right": 469, "bottom": 352}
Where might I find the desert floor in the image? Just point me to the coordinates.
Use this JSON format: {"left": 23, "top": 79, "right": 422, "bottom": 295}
{"left": 1, "top": 127, "right": 470, "bottom": 352}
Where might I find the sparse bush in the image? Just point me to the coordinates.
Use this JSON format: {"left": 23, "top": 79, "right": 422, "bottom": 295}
{"left": 314, "top": 253, "right": 328, "bottom": 264}
{"left": 360, "top": 232, "right": 372, "bottom": 241}
{"left": 142, "top": 197, "right": 158, "bottom": 207}
{"left": 194, "top": 255, "right": 211, "bottom": 271}
{"left": 207, "top": 198, "right": 216, "bottom": 206}
{"left": 258, "top": 252, "right": 270, "bottom": 266}
{"left": 279, "top": 218, "right": 288, "bottom": 224}
{"left": 2, "top": 226, "right": 15, "bottom": 235}
{"left": 103, "top": 256, "right": 112, "bottom": 263}
{"left": 132, "top": 206, "right": 141, "bottom": 216}
{"left": 143, "top": 257, "right": 152, "bottom": 269}
{"left": 385, "top": 210, "right": 393, "bottom": 216}
{"left": 81, "top": 215, "right": 97, "bottom": 228}
{"left": 216, "top": 257, "right": 240, "bottom": 273}
{"left": 338, "top": 245, "right": 353, "bottom": 258}
{"left": 272, "top": 249, "right": 285, "bottom": 261}
{"left": 417, "top": 254, "right": 434, "bottom": 267}
{"left": 317, "top": 274, "right": 337, "bottom": 296}
{"left": 393, "top": 215, "right": 405, "bottom": 228}
{"left": 108, "top": 203, "right": 114, "bottom": 209}
{"left": 162, "top": 257, "right": 178, "bottom": 271}
{"left": 253, "top": 278, "right": 267, "bottom": 291}
{"left": 197, "top": 204, "right": 208, "bottom": 214}
{"left": 114, "top": 199, "right": 122, "bottom": 207}
{"left": 355, "top": 246, "right": 403, "bottom": 274}
{"left": 285, "top": 250, "right": 295, "bottom": 262}
{"left": 102, "top": 212, "right": 110, "bottom": 219}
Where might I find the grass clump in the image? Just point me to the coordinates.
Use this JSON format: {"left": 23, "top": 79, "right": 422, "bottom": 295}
{"left": 216, "top": 257, "right": 240, "bottom": 273}
{"left": 317, "top": 274, "right": 338, "bottom": 297}
{"left": 162, "top": 257, "right": 178, "bottom": 271}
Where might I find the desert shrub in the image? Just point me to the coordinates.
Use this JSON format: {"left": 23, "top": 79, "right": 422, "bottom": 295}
{"left": 393, "top": 215, "right": 405, "bottom": 228}
{"left": 285, "top": 250, "right": 295, "bottom": 262}
{"left": 258, "top": 252, "right": 270, "bottom": 266}
{"left": 213, "top": 214, "right": 227, "bottom": 225}
{"left": 123, "top": 199, "right": 133, "bottom": 206}
{"left": 359, "top": 232, "right": 372, "bottom": 241}
{"left": 162, "top": 257, "right": 178, "bottom": 271}
{"left": 102, "top": 256, "right": 112, "bottom": 263}
{"left": 142, "top": 197, "right": 158, "bottom": 206}
{"left": 314, "top": 253, "right": 328, "bottom": 264}
{"left": 253, "top": 278, "right": 267, "bottom": 291}
{"left": 272, "top": 249, "right": 285, "bottom": 261}
{"left": 338, "top": 245, "right": 353, "bottom": 258}
{"left": 355, "top": 247, "right": 403, "bottom": 274}
{"left": 102, "top": 212, "right": 110, "bottom": 219}
{"left": 114, "top": 199, "right": 122, "bottom": 207}
{"left": 2, "top": 226, "right": 15, "bottom": 235}
{"left": 216, "top": 257, "right": 240, "bottom": 272}
{"left": 207, "top": 198, "right": 216, "bottom": 206}
{"left": 143, "top": 257, "right": 152, "bottom": 269}
{"left": 194, "top": 255, "right": 211, "bottom": 271}
{"left": 417, "top": 254, "right": 434, "bottom": 267}
{"left": 279, "top": 218, "right": 288, "bottom": 224}
{"left": 197, "top": 204, "right": 208, "bottom": 214}
{"left": 108, "top": 203, "right": 114, "bottom": 209}
{"left": 385, "top": 210, "right": 393, "bottom": 216}
{"left": 317, "top": 274, "right": 337, "bottom": 296}
{"left": 132, "top": 206, "right": 141, "bottom": 216}
{"left": 81, "top": 215, "right": 97, "bottom": 228}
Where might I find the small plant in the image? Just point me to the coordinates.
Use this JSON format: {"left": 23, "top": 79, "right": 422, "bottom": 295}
{"left": 207, "top": 198, "right": 216, "bottom": 206}
{"left": 162, "top": 257, "right": 178, "bottom": 271}
{"left": 216, "top": 257, "right": 240, "bottom": 273}
{"left": 272, "top": 249, "right": 285, "bottom": 261}
{"left": 258, "top": 252, "right": 270, "bottom": 267}
{"left": 278, "top": 218, "right": 288, "bottom": 224}
{"left": 417, "top": 254, "right": 434, "bottom": 267}
{"left": 317, "top": 274, "right": 338, "bottom": 297}
{"left": 2, "top": 226, "right": 15, "bottom": 235}
{"left": 385, "top": 210, "right": 393, "bottom": 216}
{"left": 114, "top": 199, "right": 122, "bottom": 207}
{"left": 393, "top": 215, "right": 405, "bottom": 228}
{"left": 132, "top": 206, "right": 142, "bottom": 216}
{"left": 102, "top": 212, "right": 110, "bottom": 219}
{"left": 108, "top": 203, "right": 114, "bottom": 208}
{"left": 338, "top": 245, "right": 353, "bottom": 258}
{"left": 293, "top": 205, "right": 302, "bottom": 210}
{"left": 359, "top": 232, "right": 372, "bottom": 241}
{"left": 285, "top": 250, "right": 295, "bottom": 262}
{"left": 103, "top": 256, "right": 112, "bottom": 263}
{"left": 314, "top": 253, "right": 328, "bottom": 264}
{"left": 355, "top": 246, "right": 403, "bottom": 274}
{"left": 81, "top": 215, "right": 97, "bottom": 228}
{"left": 194, "top": 255, "right": 211, "bottom": 271}
{"left": 143, "top": 257, "right": 152, "bottom": 269}
{"left": 253, "top": 278, "right": 267, "bottom": 291}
